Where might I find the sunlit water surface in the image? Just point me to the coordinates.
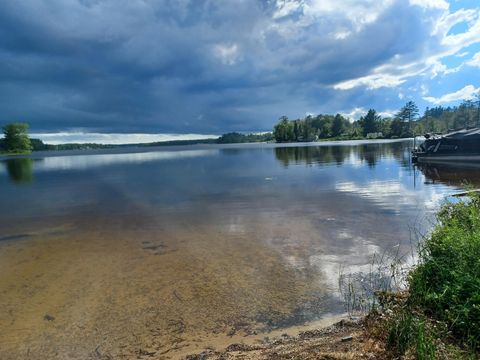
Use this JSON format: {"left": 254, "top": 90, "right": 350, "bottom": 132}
{"left": 1, "top": 140, "right": 479, "bottom": 359}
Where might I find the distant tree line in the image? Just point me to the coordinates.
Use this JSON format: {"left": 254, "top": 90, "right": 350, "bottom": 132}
{"left": 216, "top": 132, "right": 273, "bottom": 144}
{"left": 2, "top": 94, "right": 479, "bottom": 152}
{"left": 27, "top": 138, "right": 218, "bottom": 151}
{"left": 273, "top": 96, "right": 480, "bottom": 143}
{"left": 419, "top": 98, "right": 480, "bottom": 134}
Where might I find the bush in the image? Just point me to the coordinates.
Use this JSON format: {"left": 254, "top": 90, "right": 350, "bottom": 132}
{"left": 408, "top": 196, "right": 480, "bottom": 350}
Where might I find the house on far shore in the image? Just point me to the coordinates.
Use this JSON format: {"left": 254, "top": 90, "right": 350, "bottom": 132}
{"left": 366, "top": 132, "right": 383, "bottom": 139}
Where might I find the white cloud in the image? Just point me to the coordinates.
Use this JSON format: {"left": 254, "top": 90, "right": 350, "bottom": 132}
{"left": 341, "top": 107, "right": 367, "bottom": 121}
{"left": 378, "top": 109, "right": 397, "bottom": 118}
{"left": 333, "top": 30, "right": 352, "bottom": 40}
{"left": 467, "top": 52, "right": 480, "bottom": 67}
{"left": 31, "top": 150, "right": 219, "bottom": 172}
{"left": 303, "top": 0, "right": 395, "bottom": 31}
{"left": 213, "top": 43, "right": 241, "bottom": 65}
{"left": 335, "top": 179, "right": 446, "bottom": 213}
{"left": 423, "top": 84, "right": 480, "bottom": 104}
{"left": 30, "top": 133, "right": 219, "bottom": 145}
{"left": 334, "top": 73, "right": 407, "bottom": 90}
{"left": 432, "top": 8, "right": 477, "bottom": 38}
{"left": 272, "top": 0, "right": 303, "bottom": 19}
{"left": 430, "top": 59, "right": 462, "bottom": 78}
{"left": 420, "top": 84, "right": 429, "bottom": 96}
{"left": 340, "top": 107, "right": 400, "bottom": 120}
{"left": 333, "top": 4, "right": 480, "bottom": 90}
{"left": 409, "top": 0, "right": 449, "bottom": 10}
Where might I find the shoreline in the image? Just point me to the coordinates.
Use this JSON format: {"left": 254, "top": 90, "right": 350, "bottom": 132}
{"left": 185, "top": 316, "right": 372, "bottom": 360}
{"left": 0, "top": 137, "right": 412, "bottom": 161}
{"left": 158, "top": 314, "right": 350, "bottom": 359}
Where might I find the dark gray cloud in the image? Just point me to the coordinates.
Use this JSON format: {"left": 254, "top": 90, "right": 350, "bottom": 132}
{"left": 0, "top": 0, "right": 477, "bottom": 134}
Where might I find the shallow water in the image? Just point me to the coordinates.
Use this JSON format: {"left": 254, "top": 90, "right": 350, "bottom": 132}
{"left": 0, "top": 140, "right": 478, "bottom": 359}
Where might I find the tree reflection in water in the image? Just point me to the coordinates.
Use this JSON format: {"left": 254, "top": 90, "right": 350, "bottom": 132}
{"left": 274, "top": 141, "right": 411, "bottom": 168}
{"left": 3, "top": 158, "right": 34, "bottom": 184}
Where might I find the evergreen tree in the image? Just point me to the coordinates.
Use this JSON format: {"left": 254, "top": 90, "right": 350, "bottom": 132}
{"left": 331, "top": 114, "right": 345, "bottom": 137}
{"left": 361, "top": 109, "right": 380, "bottom": 137}
{"left": 397, "top": 101, "right": 419, "bottom": 122}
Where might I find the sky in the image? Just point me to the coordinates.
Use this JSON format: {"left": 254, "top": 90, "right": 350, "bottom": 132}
{"left": 1, "top": 0, "right": 480, "bottom": 143}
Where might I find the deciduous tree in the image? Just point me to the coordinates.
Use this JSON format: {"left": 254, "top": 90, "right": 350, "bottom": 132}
{"left": 2, "top": 123, "right": 32, "bottom": 153}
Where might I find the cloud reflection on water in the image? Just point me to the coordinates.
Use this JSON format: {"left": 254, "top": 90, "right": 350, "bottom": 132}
{"left": 1, "top": 141, "right": 478, "bottom": 322}
{"left": 2, "top": 149, "right": 219, "bottom": 174}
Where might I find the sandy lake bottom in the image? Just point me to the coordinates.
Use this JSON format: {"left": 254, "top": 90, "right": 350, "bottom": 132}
{"left": 0, "top": 141, "right": 475, "bottom": 359}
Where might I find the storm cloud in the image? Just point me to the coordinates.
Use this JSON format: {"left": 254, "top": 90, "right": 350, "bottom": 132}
{"left": 0, "top": 0, "right": 479, "bottom": 135}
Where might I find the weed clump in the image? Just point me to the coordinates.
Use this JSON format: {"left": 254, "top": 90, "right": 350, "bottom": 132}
{"left": 408, "top": 195, "right": 480, "bottom": 351}
{"left": 359, "top": 196, "right": 480, "bottom": 359}
{"left": 386, "top": 310, "right": 437, "bottom": 359}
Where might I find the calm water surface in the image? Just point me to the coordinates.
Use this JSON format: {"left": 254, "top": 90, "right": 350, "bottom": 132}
{"left": 1, "top": 140, "right": 479, "bottom": 359}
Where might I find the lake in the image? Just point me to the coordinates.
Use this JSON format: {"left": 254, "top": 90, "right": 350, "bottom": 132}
{"left": 0, "top": 139, "right": 478, "bottom": 359}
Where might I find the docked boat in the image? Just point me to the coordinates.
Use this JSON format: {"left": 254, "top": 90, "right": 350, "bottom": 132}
{"left": 412, "top": 127, "right": 480, "bottom": 163}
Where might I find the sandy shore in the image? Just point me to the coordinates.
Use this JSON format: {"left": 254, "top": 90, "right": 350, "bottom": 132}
{"left": 185, "top": 317, "right": 382, "bottom": 360}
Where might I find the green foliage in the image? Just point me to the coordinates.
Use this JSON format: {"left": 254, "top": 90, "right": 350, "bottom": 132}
{"left": 397, "top": 100, "right": 420, "bottom": 122}
{"left": 273, "top": 116, "right": 295, "bottom": 142}
{"left": 1, "top": 123, "right": 32, "bottom": 153}
{"left": 360, "top": 109, "right": 380, "bottom": 137}
{"left": 387, "top": 311, "right": 436, "bottom": 359}
{"left": 375, "top": 195, "right": 480, "bottom": 358}
{"left": 273, "top": 114, "right": 351, "bottom": 142}
{"left": 216, "top": 132, "right": 273, "bottom": 144}
{"left": 331, "top": 114, "right": 345, "bottom": 137}
{"left": 420, "top": 97, "right": 480, "bottom": 133}
{"left": 29, "top": 138, "right": 50, "bottom": 151}
{"left": 408, "top": 196, "right": 480, "bottom": 351}
{"left": 270, "top": 98, "right": 479, "bottom": 143}
{"left": 271, "top": 103, "right": 426, "bottom": 143}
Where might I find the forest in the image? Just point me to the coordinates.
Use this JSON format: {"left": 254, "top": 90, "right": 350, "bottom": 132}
{"left": 272, "top": 98, "right": 480, "bottom": 142}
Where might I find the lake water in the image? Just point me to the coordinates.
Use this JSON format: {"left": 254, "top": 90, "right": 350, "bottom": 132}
{"left": 0, "top": 140, "right": 478, "bottom": 359}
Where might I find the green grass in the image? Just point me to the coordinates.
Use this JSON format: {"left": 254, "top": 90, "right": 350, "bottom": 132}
{"left": 386, "top": 310, "right": 437, "bottom": 360}
{"left": 409, "top": 196, "right": 480, "bottom": 351}
{"left": 380, "top": 195, "right": 480, "bottom": 358}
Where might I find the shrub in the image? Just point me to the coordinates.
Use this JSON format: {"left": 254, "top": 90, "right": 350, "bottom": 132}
{"left": 408, "top": 196, "right": 480, "bottom": 350}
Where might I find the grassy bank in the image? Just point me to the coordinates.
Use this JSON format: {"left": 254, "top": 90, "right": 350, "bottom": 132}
{"left": 0, "top": 151, "right": 32, "bottom": 156}
{"left": 368, "top": 195, "right": 480, "bottom": 359}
